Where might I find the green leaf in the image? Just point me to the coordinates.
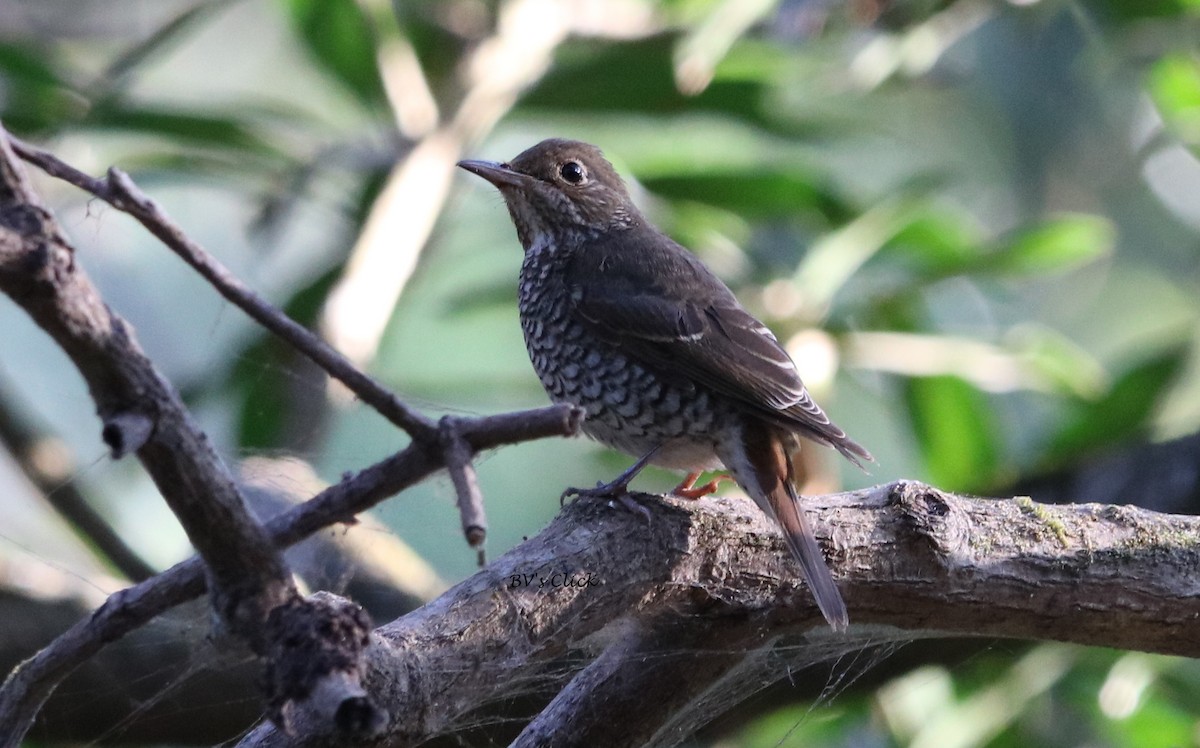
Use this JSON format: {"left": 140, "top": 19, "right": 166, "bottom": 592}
{"left": 795, "top": 196, "right": 928, "bottom": 315}
{"left": 1106, "top": 693, "right": 1193, "bottom": 748}
{"left": 0, "top": 43, "right": 82, "bottom": 133}
{"left": 642, "top": 169, "right": 845, "bottom": 220}
{"left": 1047, "top": 345, "right": 1188, "bottom": 462}
{"left": 1102, "top": 0, "right": 1200, "bottom": 20}
{"left": 282, "top": 0, "right": 386, "bottom": 107}
{"left": 1148, "top": 53, "right": 1200, "bottom": 143}
{"left": 232, "top": 268, "right": 339, "bottom": 451}
{"left": 519, "top": 36, "right": 789, "bottom": 132}
{"left": 988, "top": 214, "right": 1114, "bottom": 276}
{"left": 84, "top": 102, "right": 289, "bottom": 159}
{"left": 1006, "top": 324, "right": 1109, "bottom": 399}
{"left": 884, "top": 210, "right": 982, "bottom": 275}
{"left": 904, "top": 375, "right": 1000, "bottom": 491}
{"left": 443, "top": 278, "right": 518, "bottom": 317}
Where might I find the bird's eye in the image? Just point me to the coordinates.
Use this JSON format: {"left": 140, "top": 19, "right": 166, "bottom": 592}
{"left": 559, "top": 161, "right": 586, "bottom": 184}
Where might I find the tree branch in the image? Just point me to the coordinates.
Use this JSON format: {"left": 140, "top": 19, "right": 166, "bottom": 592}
{"left": 0, "top": 123, "right": 295, "bottom": 646}
{"left": 0, "top": 404, "right": 581, "bottom": 744}
{"left": 8, "top": 136, "right": 438, "bottom": 442}
{"left": 234, "top": 480, "right": 1200, "bottom": 746}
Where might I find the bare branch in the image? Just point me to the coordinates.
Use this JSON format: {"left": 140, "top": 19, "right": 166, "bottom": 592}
{"left": 439, "top": 416, "right": 488, "bottom": 560}
{"left": 0, "top": 404, "right": 581, "bottom": 744}
{"left": 240, "top": 457, "right": 444, "bottom": 620}
{"left": 0, "top": 124, "right": 507, "bottom": 745}
{"left": 236, "top": 480, "right": 1200, "bottom": 746}
{"left": 8, "top": 137, "right": 438, "bottom": 442}
{"left": 0, "top": 125, "right": 294, "bottom": 637}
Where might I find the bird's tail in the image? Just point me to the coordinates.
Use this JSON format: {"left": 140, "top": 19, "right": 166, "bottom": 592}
{"left": 721, "top": 420, "right": 849, "bottom": 631}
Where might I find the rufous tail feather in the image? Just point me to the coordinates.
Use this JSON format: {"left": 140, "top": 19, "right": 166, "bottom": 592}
{"left": 733, "top": 421, "right": 848, "bottom": 630}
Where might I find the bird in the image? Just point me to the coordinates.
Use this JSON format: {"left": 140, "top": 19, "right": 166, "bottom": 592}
{"left": 457, "top": 138, "right": 872, "bottom": 630}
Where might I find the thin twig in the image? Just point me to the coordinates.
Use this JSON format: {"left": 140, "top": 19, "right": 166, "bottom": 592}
{"left": 439, "top": 416, "right": 488, "bottom": 563}
{"left": 9, "top": 137, "right": 438, "bottom": 443}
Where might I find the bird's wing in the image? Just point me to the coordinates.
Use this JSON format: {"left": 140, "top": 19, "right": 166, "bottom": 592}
{"left": 566, "top": 226, "right": 870, "bottom": 464}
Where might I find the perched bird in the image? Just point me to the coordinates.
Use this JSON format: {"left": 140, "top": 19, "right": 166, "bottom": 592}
{"left": 458, "top": 139, "right": 871, "bottom": 630}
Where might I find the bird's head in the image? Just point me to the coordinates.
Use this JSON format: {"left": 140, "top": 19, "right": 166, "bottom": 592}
{"left": 458, "top": 138, "right": 639, "bottom": 251}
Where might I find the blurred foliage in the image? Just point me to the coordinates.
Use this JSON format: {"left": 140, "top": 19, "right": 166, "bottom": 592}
{"left": 2, "top": 0, "right": 1200, "bottom": 745}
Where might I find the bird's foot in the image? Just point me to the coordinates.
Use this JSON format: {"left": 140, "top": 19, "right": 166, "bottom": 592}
{"left": 560, "top": 479, "right": 626, "bottom": 504}
{"left": 672, "top": 471, "right": 730, "bottom": 500}
{"left": 561, "top": 480, "right": 653, "bottom": 524}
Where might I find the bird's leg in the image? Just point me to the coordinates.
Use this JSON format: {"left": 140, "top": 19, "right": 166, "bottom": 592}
{"left": 561, "top": 445, "right": 661, "bottom": 517}
{"left": 672, "top": 471, "right": 730, "bottom": 500}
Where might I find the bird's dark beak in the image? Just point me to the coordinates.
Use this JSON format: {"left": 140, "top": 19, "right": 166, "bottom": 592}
{"left": 457, "top": 159, "right": 533, "bottom": 190}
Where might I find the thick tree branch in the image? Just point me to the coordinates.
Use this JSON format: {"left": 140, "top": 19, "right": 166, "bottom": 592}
{"left": 0, "top": 125, "right": 295, "bottom": 644}
{"left": 0, "top": 123, "right": 403, "bottom": 744}
{"left": 234, "top": 480, "right": 1200, "bottom": 747}
{"left": 0, "top": 404, "right": 581, "bottom": 745}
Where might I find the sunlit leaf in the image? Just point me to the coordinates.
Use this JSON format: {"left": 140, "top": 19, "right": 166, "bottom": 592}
{"left": 1005, "top": 324, "right": 1109, "bottom": 399}
{"left": 884, "top": 209, "right": 982, "bottom": 274}
{"left": 795, "top": 196, "right": 927, "bottom": 316}
{"left": 1105, "top": 695, "right": 1194, "bottom": 748}
{"left": 1148, "top": 53, "right": 1200, "bottom": 143}
{"left": 904, "top": 375, "right": 1000, "bottom": 491}
{"left": 673, "top": 0, "right": 778, "bottom": 95}
{"left": 988, "top": 214, "right": 1115, "bottom": 276}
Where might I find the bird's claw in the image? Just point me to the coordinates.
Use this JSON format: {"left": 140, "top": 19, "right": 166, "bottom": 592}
{"left": 560, "top": 481, "right": 653, "bottom": 525}
{"left": 560, "top": 479, "right": 628, "bottom": 505}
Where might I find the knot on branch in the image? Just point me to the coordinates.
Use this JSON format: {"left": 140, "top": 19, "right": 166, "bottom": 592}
{"left": 262, "top": 592, "right": 385, "bottom": 739}
{"left": 101, "top": 410, "right": 155, "bottom": 458}
{"left": 887, "top": 480, "right": 965, "bottom": 559}
{"left": 0, "top": 201, "right": 55, "bottom": 243}
{"left": 0, "top": 204, "right": 71, "bottom": 286}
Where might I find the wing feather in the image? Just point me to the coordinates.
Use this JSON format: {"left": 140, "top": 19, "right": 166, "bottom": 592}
{"left": 566, "top": 224, "right": 872, "bottom": 465}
